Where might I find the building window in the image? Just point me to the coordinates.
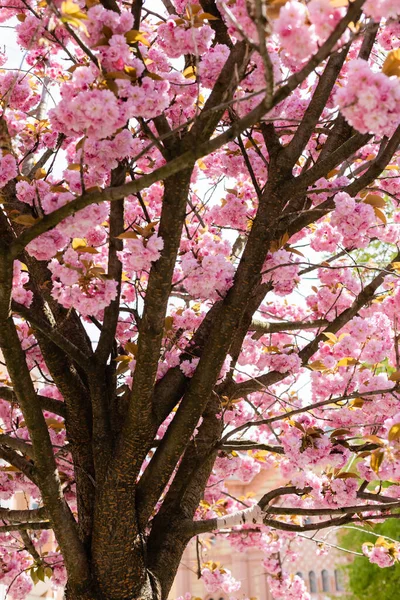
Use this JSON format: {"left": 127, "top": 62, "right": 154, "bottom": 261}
{"left": 296, "top": 572, "right": 303, "bottom": 579}
{"left": 309, "top": 571, "right": 317, "bottom": 593}
{"left": 335, "top": 569, "right": 344, "bottom": 591}
{"left": 321, "top": 569, "right": 330, "bottom": 592}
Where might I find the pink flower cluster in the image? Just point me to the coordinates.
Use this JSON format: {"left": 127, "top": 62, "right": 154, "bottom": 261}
{"left": 180, "top": 357, "right": 200, "bottom": 377}
{"left": 330, "top": 192, "right": 376, "bottom": 248}
{"left": 180, "top": 252, "right": 235, "bottom": 301}
{"left": 50, "top": 89, "right": 127, "bottom": 140}
{"left": 157, "top": 19, "right": 214, "bottom": 58}
{"left": 199, "top": 44, "right": 230, "bottom": 88}
{"left": 48, "top": 249, "right": 118, "bottom": 317}
{"left": 16, "top": 14, "right": 45, "bottom": 47}
{"left": 51, "top": 277, "right": 118, "bottom": 318}
{"left": 364, "top": 0, "right": 400, "bottom": 20}
{"left": 0, "top": 546, "right": 33, "bottom": 600}
{"left": 119, "top": 235, "right": 164, "bottom": 274}
{"left": 117, "top": 77, "right": 171, "bottom": 121}
{"left": 0, "top": 153, "right": 17, "bottom": 187}
{"left": 310, "top": 221, "right": 341, "bottom": 253}
{"left": 84, "top": 5, "right": 134, "bottom": 44}
{"left": 0, "top": 71, "right": 38, "bottom": 111}
{"left": 306, "top": 262, "right": 361, "bottom": 321}
{"left": 273, "top": 1, "right": 317, "bottom": 61}
{"left": 173, "top": 0, "right": 199, "bottom": 12}
{"left": 362, "top": 542, "right": 399, "bottom": 568}
{"left": 335, "top": 59, "right": 400, "bottom": 137}
{"left": 12, "top": 261, "right": 32, "bottom": 308}
{"left": 308, "top": 0, "right": 345, "bottom": 41}
{"left": 267, "top": 573, "right": 311, "bottom": 600}
{"left": 207, "top": 189, "right": 251, "bottom": 230}
{"left": 27, "top": 229, "right": 68, "bottom": 262}
{"left": 262, "top": 249, "right": 300, "bottom": 296}
{"left": 201, "top": 566, "right": 241, "bottom": 594}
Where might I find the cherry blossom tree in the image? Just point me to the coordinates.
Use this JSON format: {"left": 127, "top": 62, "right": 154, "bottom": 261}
{"left": 0, "top": 1, "right": 400, "bottom": 599}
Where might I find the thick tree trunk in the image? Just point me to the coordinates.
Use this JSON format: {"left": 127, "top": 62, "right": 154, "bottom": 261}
{"left": 64, "top": 577, "right": 157, "bottom": 600}
{"left": 64, "top": 584, "right": 99, "bottom": 600}
{"left": 73, "top": 467, "right": 164, "bottom": 600}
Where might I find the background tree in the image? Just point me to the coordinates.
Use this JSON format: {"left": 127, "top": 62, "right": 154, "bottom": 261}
{"left": 0, "top": 1, "right": 400, "bottom": 599}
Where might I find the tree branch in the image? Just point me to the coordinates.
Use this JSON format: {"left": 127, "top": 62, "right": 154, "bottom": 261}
{"left": 181, "top": 484, "right": 400, "bottom": 536}
{"left": 11, "top": 302, "right": 93, "bottom": 371}
{"left": 0, "top": 434, "right": 34, "bottom": 459}
{"left": 229, "top": 251, "right": 400, "bottom": 398}
{"left": 0, "top": 446, "right": 37, "bottom": 482}
{"left": 221, "top": 442, "right": 284, "bottom": 454}
{"left": 0, "top": 522, "right": 52, "bottom": 532}
{"left": 19, "top": 530, "right": 43, "bottom": 564}
{"left": 0, "top": 386, "right": 66, "bottom": 418}
{"left": 345, "top": 124, "right": 400, "bottom": 197}
{"left": 281, "top": 46, "right": 351, "bottom": 167}
{"left": 95, "top": 181, "right": 124, "bottom": 363}
{"left": 286, "top": 131, "right": 371, "bottom": 194}
{"left": 199, "top": 0, "right": 233, "bottom": 47}
{"left": 10, "top": 1, "right": 367, "bottom": 258}
{"left": 220, "top": 387, "right": 396, "bottom": 442}
{"left": 0, "top": 317, "right": 91, "bottom": 589}
{"left": 250, "top": 318, "right": 328, "bottom": 335}
{"left": 0, "top": 506, "right": 47, "bottom": 523}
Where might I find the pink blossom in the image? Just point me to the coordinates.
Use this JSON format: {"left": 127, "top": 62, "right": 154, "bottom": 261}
{"left": 0, "top": 154, "right": 17, "bottom": 187}
{"left": 158, "top": 19, "right": 214, "bottom": 58}
{"left": 364, "top": 0, "right": 400, "bottom": 20}
{"left": 180, "top": 357, "right": 200, "bottom": 377}
{"left": 50, "top": 89, "right": 126, "bottom": 140}
{"left": 273, "top": 1, "right": 317, "bottom": 61}
{"left": 199, "top": 44, "right": 230, "bottom": 88}
{"left": 180, "top": 252, "right": 235, "bottom": 301}
{"left": 201, "top": 567, "right": 241, "bottom": 594}
{"left": 0, "top": 71, "right": 38, "bottom": 110}
{"left": 335, "top": 59, "right": 400, "bottom": 137}
{"left": 27, "top": 229, "right": 68, "bottom": 261}
{"left": 262, "top": 249, "right": 300, "bottom": 296}
{"left": 119, "top": 235, "right": 164, "bottom": 274}
{"left": 330, "top": 192, "right": 376, "bottom": 248}
{"left": 363, "top": 543, "right": 399, "bottom": 568}
{"left": 267, "top": 573, "right": 311, "bottom": 600}
{"left": 308, "top": 0, "right": 345, "bottom": 40}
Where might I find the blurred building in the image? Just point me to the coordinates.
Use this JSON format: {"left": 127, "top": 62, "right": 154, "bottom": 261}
{"left": 5, "top": 469, "right": 348, "bottom": 600}
{"left": 170, "top": 468, "right": 348, "bottom": 600}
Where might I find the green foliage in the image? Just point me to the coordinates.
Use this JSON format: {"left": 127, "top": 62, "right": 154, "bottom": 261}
{"left": 339, "top": 519, "right": 400, "bottom": 600}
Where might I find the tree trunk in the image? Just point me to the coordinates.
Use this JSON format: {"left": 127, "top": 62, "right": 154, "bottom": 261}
{"left": 64, "top": 577, "right": 158, "bottom": 600}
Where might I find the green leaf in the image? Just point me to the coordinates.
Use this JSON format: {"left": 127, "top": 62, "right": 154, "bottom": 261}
{"left": 36, "top": 565, "right": 45, "bottom": 583}
{"left": 30, "top": 568, "right": 39, "bottom": 585}
{"left": 44, "top": 566, "right": 53, "bottom": 579}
